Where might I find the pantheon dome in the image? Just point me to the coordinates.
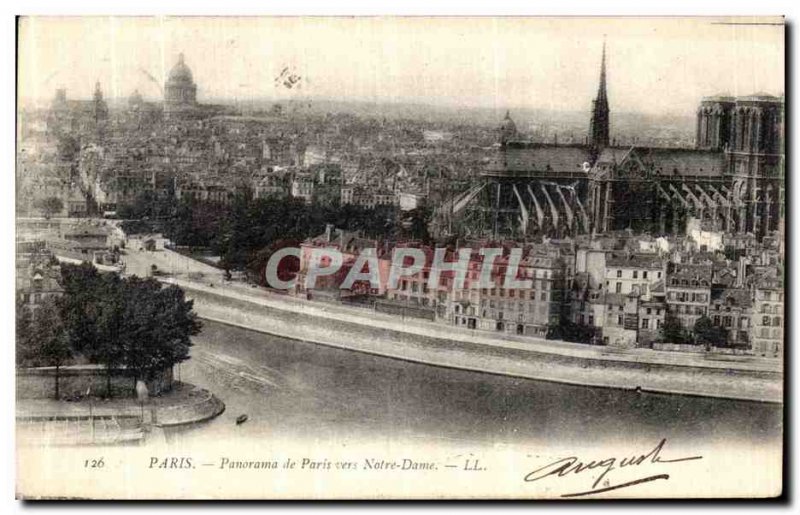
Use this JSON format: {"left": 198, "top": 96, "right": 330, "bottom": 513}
{"left": 498, "top": 110, "right": 518, "bottom": 146}
{"left": 164, "top": 53, "right": 197, "bottom": 107}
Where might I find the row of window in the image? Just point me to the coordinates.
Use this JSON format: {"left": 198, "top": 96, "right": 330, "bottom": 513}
{"left": 760, "top": 303, "right": 784, "bottom": 314}
{"left": 640, "top": 318, "right": 662, "bottom": 330}
{"left": 759, "top": 316, "right": 782, "bottom": 327}
{"left": 669, "top": 305, "right": 707, "bottom": 316}
{"left": 566, "top": 311, "right": 780, "bottom": 330}
{"left": 482, "top": 295, "right": 553, "bottom": 309}
{"left": 389, "top": 294, "right": 434, "bottom": 306}
{"left": 577, "top": 311, "right": 667, "bottom": 328}
{"left": 668, "top": 291, "right": 708, "bottom": 303}
{"left": 713, "top": 315, "right": 750, "bottom": 329}
{"left": 454, "top": 304, "right": 551, "bottom": 320}
{"left": 755, "top": 328, "right": 784, "bottom": 340}
{"left": 19, "top": 292, "right": 45, "bottom": 303}
{"left": 610, "top": 281, "right": 650, "bottom": 294}
{"left": 613, "top": 269, "right": 662, "bottom": 280}
{"left": 400, "top": 277, "right": 559, "bottom": 292}
{"left": 482, "top": 282, "right": 552, "bottom": 296}
{"left": 454, "top": 289, "right": 557, "bottom": 302}
{"left": 670, "top": 278, "right": 710, "bottom": 287}
{"left": 759, "top": 291, "right": 784, "bottom": 302}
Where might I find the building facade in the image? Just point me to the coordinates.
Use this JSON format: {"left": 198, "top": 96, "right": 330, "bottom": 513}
{"left": 750, "top": 275, "right": 784, "bottom": 357}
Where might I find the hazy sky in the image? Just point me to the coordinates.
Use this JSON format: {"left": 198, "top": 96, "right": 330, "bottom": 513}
{"left": 18, "top": 16, "right": 784, "bottom": 115}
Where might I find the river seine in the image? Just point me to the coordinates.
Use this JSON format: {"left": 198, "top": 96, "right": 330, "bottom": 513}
{"left": 164, "top": 320, "right": 782, "bottom": 449}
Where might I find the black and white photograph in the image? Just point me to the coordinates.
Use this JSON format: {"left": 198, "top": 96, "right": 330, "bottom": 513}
{"left": 12, "top": 14, "right": 785, "bottom": 500}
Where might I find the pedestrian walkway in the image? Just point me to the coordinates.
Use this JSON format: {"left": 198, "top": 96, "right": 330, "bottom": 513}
{"left": 17, "top": 381, "right": 225, "bottom": 446}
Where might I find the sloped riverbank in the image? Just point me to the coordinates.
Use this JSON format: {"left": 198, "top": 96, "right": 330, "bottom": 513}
{"left": 168, "top": 279, "right": 782, "bottom": 404}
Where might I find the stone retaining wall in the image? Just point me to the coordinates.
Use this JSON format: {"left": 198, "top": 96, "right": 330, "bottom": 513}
{"left": 179, "top": 284, "right": 782, "bottom": 402}
{"left": 17, "top": 365, "right": 173, "bottom": 400}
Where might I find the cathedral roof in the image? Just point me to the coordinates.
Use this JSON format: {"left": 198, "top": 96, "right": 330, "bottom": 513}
{"left": 643, "top": 149, "right": 727, "bottom": 177}
{"left": 594, "top": 147, "right": 726, "bottom": 178}
{"left": 485, "top": 144, "right": 591, "bottom": 175}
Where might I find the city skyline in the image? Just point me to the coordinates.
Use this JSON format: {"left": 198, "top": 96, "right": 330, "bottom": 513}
{"left": 18, "top": 16, "right": 784, "bottom": 115}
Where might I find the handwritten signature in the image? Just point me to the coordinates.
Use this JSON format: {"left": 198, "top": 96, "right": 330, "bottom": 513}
{"left": 524, "top": 438, "right": 702, "bottom": 498}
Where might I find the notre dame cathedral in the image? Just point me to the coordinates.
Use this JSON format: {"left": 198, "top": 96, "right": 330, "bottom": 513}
{"left": 441, "top": 42, "right": 784, "bottom": 241}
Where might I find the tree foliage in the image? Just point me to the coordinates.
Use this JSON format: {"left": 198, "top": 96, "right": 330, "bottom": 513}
{"left": 39, "top": 263, "right": 202, "bottom": 395}
{"left": 116, "top": 189, "right": 430, "bottom": 272}
{"left": 115, "top": 277, "right": 201, "bottom": 381}
{"left": 37, "top": 196, "right": 64, "bottom": 219}
{"left": 693, "top": 315, "right": 728, "bottom": 349}
{"left": 210, "top": 195, "right": 398, "bottom": 271}
{"left": 659, "top": 312, "right": 690, "bottom": 345}
{"left": 16, "top": 297, "right": 72, "bottom": 399}
{"left": 548, "top": 318, "right": 600, "bottom": 344}
{"left": 56, "top": 135, "right": 80, "bottom": 162}
{"left": 16, "top": 298, "right": 36, "bottom": 367}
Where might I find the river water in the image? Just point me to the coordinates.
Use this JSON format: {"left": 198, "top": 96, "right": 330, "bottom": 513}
{"left": 165, "top": 320, "right": 782, "bottom": 450}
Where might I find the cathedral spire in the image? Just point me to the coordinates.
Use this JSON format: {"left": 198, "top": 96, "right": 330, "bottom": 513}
{"left": 589, "top": 38, "right": 610, "bottom": 151}
{"left": 597, "top": 39, "right": 607, "bottom": 102}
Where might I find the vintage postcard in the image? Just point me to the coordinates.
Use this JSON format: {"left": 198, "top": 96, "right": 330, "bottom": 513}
{"left": 15, "top": 15, "right": 784, "bottom": 499}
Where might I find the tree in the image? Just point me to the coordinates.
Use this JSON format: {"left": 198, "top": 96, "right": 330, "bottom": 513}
{"left": 158, "top": 191, "right": 403, "bottom": 271}
{"left": 163, "top": 197, "right": 224, "bottom": 249}
{"left": 117, "top": 278, "right": 200, "bottom": 383}
{"left": 694, "top": 315, "right": 728, "bottom": 350}
{"left": 56, "top": 134, "right": 80, "bottom": 162}
{"left": 398, "top": 207, "right": 432, "bottom": 242}
{"left": 245, "top": 238, "right": 302, "bottom": 286}
{"left": 59, "top": 264, "right": 133, "bottom": 396}
{"left": 92, "top": 274, "right": 129, "bottom": 396}
{"left": 59, "top": 263, "right": 105, "bottom": 358}
{"left": 659, "top": 312, "right": 688, "bottom": 344}
{"left": 38, "top": 197, "right": 64, "bottom": 219}
{"left": 18, "top": 298, "right": 72, "bottom": 399}
{"left": 16, "top": 298, "right": 35, "bottom": 367}
{"left": 117, "top": 189, "right": 177, "bottom": 222}
{"left": 58, "top": 263, "right": 201, "bottom": 394}
{"left": 548, "top": 318, "right": 600, "bottom": 344}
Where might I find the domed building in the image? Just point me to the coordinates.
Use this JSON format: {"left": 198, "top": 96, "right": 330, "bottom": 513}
{"left": 164, "top": 53, "right": 197, "bottom": 108}
{"left": 129, "top": 89, "right": 144, "bottom": 109}
{"left": 498, "top": 110, "right": 519, "bottom": 147}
